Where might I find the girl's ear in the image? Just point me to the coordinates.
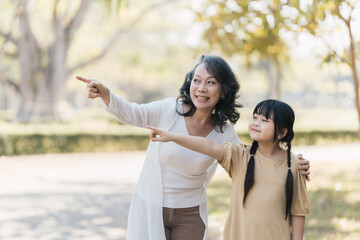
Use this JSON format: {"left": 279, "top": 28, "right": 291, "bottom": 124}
{"left": 278, "top": 128, "right": 288, "bottom": 140}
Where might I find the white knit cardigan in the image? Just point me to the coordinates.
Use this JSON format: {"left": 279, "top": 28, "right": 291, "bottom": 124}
{"left": 104, "top": 92, "right": 240, "bottom": 240}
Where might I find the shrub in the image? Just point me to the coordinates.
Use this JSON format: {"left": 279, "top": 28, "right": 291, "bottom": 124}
{"left": 0, "top": 130, "right": 358, "bottom": 156}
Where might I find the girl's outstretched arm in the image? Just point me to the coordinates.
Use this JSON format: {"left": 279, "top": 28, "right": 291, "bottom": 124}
{"left": 291, "top": 216, "right": 305, "bottom": 240}
{"left": 147, "top": 126, "right": 225, "bottom": 161}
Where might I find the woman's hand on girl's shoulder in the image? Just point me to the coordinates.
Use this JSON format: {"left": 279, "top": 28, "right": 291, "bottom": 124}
{"left": 297, "top": 153, "right": 310, "bottom": 182}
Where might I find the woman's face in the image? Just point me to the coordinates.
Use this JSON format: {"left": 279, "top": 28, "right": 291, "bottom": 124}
{"left": 190, "top": 63, "right": 222, "bottom": 113}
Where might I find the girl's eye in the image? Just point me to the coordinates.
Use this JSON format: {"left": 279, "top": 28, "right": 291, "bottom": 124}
{"left": 193, "top": 79, "right": 199, "bottom": 83}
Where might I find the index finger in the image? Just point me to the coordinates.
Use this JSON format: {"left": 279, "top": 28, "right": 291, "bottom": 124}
{"left": 76, "top": 75, "right": 91, "bottom": 83}
{"left": 147, "top": 125, "right": 156, "bottom": 131}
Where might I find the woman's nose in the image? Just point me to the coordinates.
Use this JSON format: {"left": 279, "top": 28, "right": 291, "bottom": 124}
{"left": 197, "top": 82, "right": 207, "bottom": 92}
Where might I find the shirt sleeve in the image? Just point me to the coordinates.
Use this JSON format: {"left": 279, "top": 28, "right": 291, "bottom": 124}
{"left": 291, "top": 157, "right": 310, "bottom": 216}
{"left": 218, "top": 142, "right": 246, "bottom": 178}
{"left": 102, "top": 91, "right": 174, "bottom": 128}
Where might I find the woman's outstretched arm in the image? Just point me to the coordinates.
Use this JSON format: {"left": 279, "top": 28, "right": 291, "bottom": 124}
{"left": 76, "top": 75, "right": 173, "bottom": 128}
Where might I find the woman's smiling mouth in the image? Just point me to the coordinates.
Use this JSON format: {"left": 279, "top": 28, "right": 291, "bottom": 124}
{"left": 196, "top": 95, "right": 209, "bottom": 102}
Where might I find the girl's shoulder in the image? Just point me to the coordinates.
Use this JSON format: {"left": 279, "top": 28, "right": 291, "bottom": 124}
{"left": 229, "top": 142, "right": 252, "bottom": 155}
{"left": 289, "top": 151, "right": 301, "bottom": 164}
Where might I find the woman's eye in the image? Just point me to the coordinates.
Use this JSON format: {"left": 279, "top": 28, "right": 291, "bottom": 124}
{"left": 193, "top": 79, "right": 199, "bottom": 83}
{"left": 208, "top": 81, "right": 215, "bottom": 85}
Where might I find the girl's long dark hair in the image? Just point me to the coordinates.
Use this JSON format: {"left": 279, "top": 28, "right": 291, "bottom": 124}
{"left": 176, "top": 55, "right": 242, "bottom": 132}
{"left": 243, "top": 99, "right": 295, "bottom": 220}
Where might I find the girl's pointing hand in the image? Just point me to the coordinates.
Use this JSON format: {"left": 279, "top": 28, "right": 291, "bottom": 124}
{"left": 147, "top": 126, "right": 172, "bottom": 142}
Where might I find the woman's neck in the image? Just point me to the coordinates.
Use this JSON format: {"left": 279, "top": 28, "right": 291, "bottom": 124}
{"left": 183, "top": 104, "right": 214, "bottom": 136}
{"left": 258, "top": 141, "right": 284, "bottom": 160}
{"left": 183, "top": 103, "right": 213, "bottom": 126}
{"left": 193, "top": 110, "right": 213, "bottom": 125}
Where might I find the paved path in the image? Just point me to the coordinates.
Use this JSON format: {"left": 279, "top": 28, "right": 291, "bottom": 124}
{"left": 0, "top": 143, "right": 359, "bottom": 240}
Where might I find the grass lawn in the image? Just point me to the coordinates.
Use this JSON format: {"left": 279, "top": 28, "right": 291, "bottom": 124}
{"left": 207, "top": 157, "right": 360, "bottom": 240}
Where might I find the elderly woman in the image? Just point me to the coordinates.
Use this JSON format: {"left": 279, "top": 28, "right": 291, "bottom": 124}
{"left": 77, "top": 54, "right": 310, "bottom": 240}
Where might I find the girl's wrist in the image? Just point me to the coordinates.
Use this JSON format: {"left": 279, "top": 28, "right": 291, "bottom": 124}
{"left": 171, "top": 133, "right": 181, "bottom": 142}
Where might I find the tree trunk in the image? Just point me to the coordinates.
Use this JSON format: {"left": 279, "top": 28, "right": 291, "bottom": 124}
{"left": 266, "top": 57, "right": 281, "bottom": 99}
{"left": 16, "top": 1, "right": 41, "bottom": 122}
{"left": 346, "top": 20, "right": 360, "bottom": 138}
{"left": 12, "top": 0, "right": 162, "bottom": 122}
{"left": 32, "top": 28, "right": 69, "bottom": 121}
{"left": 350, "top": 64, "right": 360, "bottom": 138}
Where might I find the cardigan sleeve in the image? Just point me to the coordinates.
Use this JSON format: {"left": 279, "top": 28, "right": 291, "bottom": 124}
{"left": 103, "top": 91, "right": 175, "bottom": 128}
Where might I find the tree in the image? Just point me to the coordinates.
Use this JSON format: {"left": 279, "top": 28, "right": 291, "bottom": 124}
{"left": 0, "top": 0, "right": 165, "bottom": 122}
{"left": 192, "top": 0, "right": 300, "bottom": 99}
{"left": 293, "top": 0, "right": 360, "bottom": 137}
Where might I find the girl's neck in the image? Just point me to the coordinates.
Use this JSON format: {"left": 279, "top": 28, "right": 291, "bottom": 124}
{"left": 258, "top": 141, "right": 284, "bottom": 160}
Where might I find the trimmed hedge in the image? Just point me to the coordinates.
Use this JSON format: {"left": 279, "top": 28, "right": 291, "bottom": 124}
{"left": 239, "top": 130, "right": 359, "bottom": 146}
{"left": 0, "top": 130, "right": 358, "bottom": 156}
{"left": 0, "top": 134, "right": 150, "bottom": 156}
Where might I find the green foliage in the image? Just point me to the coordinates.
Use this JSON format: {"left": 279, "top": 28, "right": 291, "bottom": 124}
{"left": 0, "top": 130, "right": 358, "bottom": 156}
{"left": 238, "top": 130, "right": 358, "bottom": 146}
{"left": 292, "top": 0, "right": 357, "bottom": 66}
{"left": 194, "top": 0, "right": 294, "bottom": 65}
{"left": 0, "top": 133, "right": 150, "bottom": 156}
{"left": 294, "top": 130, "right": 359, "bottom": 145}
{"left": 100, "top": 0, "right": 127, "bottom": 12}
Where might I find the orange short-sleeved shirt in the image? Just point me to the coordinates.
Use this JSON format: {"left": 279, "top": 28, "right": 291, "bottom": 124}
{"left": 219, "top": 142, "right": 310, "bottom": 240}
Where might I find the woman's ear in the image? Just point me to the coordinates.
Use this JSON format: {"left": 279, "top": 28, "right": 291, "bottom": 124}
{"left": 278, "top": 128, "right": 288, "bottom": 140}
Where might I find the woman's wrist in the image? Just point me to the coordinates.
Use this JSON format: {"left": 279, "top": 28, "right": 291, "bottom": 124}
{"left": 101, "top": 88, "right": 111, "bottom": 106}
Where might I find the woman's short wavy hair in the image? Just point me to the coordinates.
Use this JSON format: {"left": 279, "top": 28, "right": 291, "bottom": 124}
{"left": 176, "top": 54, "right": 242, "bottom": 132}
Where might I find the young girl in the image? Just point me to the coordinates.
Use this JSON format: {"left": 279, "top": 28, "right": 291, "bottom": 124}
{"left": 148, "top": 99, "right": 310, "bottom": 240}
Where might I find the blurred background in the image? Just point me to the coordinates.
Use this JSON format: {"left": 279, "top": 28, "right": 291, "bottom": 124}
{"left": 0, "top": 0, "right": 359, "bottom": 239}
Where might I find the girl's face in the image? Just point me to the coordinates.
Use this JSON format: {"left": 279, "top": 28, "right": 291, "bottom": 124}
{"left": 190, "top": 63, "right": 222, "bottom": 113}
{"left": 248, "top": 113, "right": 275, "bottom": 142}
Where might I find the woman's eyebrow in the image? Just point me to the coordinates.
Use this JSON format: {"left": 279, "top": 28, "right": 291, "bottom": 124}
{"left": 194, "top": 74, "right": 216, "bottom": 80}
